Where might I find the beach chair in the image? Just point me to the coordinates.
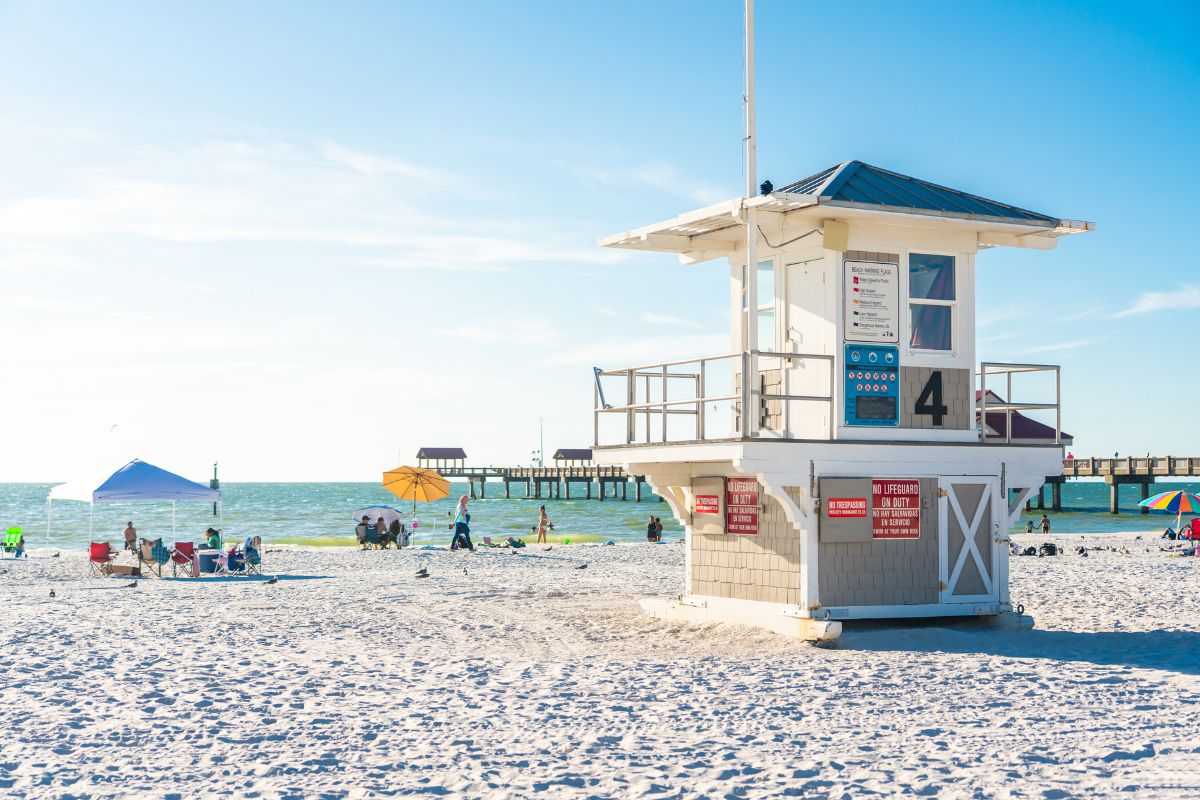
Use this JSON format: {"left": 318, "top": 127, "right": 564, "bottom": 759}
{"left": 138, "top": 538, "right": 170, "bottom": 577}
{"left": 244, "top": 546, "right": 262, "bottom": 576}
{"left": 171, "top": 541, "right": 196, "bottom": 577}
{"left": 3, "top": 528, "right": 21, "bottom": 552}
{"left": 1189, "top": 519, "right": 1200, "bottom": 540}
{"left": 363, "top": 525, "right": 381, "bottom": 549}
{"left": 88, "top": 542, "right": 115, "bottom": 576}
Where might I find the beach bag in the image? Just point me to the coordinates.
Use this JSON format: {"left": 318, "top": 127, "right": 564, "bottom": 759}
{"left": 1022, "top": 546, "right": 1037, "bottom": 556}
{"left": 1038, "top": 542, "right": 1058, "bottom": 557}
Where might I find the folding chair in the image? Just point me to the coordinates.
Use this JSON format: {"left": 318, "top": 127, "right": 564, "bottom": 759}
{"left": 138, "top": 538, "right": 170, "bottom": 578}
{"left": 244, "top": 547, "right": 262, "bottom": 576}
{"left": 88, "top": 542, "right": 115, "bottom": 576}
{"left": 171, "top": 541, "right": 196, "bottom": 577}
{"left": 3, "top": 528, "right": 21, "bottom": 553}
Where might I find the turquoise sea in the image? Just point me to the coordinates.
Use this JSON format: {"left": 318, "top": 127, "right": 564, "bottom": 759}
{"left": 3, "top": 482, "right": 680, "bottom": 550}
{"left": 3, "top": 479, "right": 1197, "bottom": 551}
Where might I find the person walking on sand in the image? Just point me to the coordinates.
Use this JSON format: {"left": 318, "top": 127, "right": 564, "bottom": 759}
{"left": 1040, "top": 514, "right": 1051, "bottom": 535}
{"left": 449, "top": 496, "right": 474, "bottom": 552}
{"left": 535, "top": 506, "right": 552, "bottom": 544}
{"left": 123, "top": 522, "right": 137, "bottom": 553}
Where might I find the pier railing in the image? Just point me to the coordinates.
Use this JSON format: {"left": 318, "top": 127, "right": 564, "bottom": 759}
{"left": 977, "top": 362, "right": 1061, "bottom": 445}
{"left": 593, "top": 349, "right": 835, "bottom": 446}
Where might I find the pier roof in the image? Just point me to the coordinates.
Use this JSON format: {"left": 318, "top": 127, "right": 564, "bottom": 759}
{"left": 553, "top": 448, "right": 593, "bottom": 461}
{"left": 416, "top": 448, "right": 466, "bottom": 460}
{"left": 599, "top": 160, "right": 1093, "bottom": 262}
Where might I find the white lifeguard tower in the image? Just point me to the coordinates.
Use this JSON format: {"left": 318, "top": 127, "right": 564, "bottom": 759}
{"left": 592, "top": 158, "right": 1092, "bottom": 641}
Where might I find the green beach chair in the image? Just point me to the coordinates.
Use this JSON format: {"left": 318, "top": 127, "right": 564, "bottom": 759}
{"left": 3, "top": 528, "right": 21, "bottom": 553}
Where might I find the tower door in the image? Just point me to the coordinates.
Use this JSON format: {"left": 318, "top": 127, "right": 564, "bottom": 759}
{"left": 937, "top": 476, "right": 1001, "bottom": 603}
{"left": 783, "top": 260, "right": 830, "bottom": 439}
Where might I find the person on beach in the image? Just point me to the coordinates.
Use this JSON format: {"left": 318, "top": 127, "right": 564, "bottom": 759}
{"left": 388, "top": 519, "right": 404, "bottom": 549}
{"left": 535, "top": 506, "right": 552, "bottom": 544}
{"left": 13, "top": 534, "right": 26, "bottom": 558}
{"left": 646, "top": 515, "right": 660, "bottom": 543}
{"left": 1025, "top": 520, "right": 1034, "bottom": 533}
{"left": 355, "top": 516, "right": 370, "bottom": 546}
{"left": 654, "top": 517, "right": 664, "bottom": 540}
{"left": 449, "top": 496, "right": 474, "bottom": 552}
{"left": 376, "top": 516, "right": 390, "bottom": 548}
{"left": 205, "top": 528, "right": 221, "bottom": 550}
{"left": 123, "top": 522, "right": 137, "bottom": 553}
{"left": 1040, "top": 515, "right": 1051, "bottom": 534}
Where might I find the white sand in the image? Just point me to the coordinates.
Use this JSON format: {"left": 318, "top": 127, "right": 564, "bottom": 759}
{"left": 1, "top": 533, "right": 1198, "bottom": 798}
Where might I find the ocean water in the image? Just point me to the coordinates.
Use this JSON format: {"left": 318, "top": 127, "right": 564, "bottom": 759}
{"left": 3, "top": 479, "right": 1196, "bottom": 551}
{"left": 2, "top": 482, "right": 680, "bottom": 550}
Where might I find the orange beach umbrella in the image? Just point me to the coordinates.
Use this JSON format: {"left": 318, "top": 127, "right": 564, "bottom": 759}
{"left": 383, "top": 466, "right": 450, "bottom": 513}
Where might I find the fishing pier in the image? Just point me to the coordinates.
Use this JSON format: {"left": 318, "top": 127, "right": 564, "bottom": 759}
{"left": 415, "top": 448, "right": 654, "bottom": 502}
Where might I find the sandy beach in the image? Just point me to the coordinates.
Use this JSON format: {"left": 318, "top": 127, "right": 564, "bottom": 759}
{"left": 1, "top": 533, "right": 1197, "bottom": 799}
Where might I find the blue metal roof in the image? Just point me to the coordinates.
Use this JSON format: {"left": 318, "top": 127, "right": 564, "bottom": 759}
{"left": 776, "top": 161, "right": 1057, "bottom": 225}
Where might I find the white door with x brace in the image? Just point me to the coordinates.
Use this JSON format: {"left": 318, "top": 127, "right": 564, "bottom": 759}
{"left": 938, "top": 476, "right": 1002, "bottom": 603}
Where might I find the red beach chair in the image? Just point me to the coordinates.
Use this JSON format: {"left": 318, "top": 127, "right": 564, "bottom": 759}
{"left": 1189, "top": 519, "right": 1200, "bottom": 540}
{"left": 171, "top": 542, "right": 196, "bottom": 577}
{"left": 88, "top": 542, "right": 115, "bottom": 576}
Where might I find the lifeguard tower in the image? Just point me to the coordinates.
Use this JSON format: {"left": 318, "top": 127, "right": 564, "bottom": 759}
{"left": 591, "top": 159, "right": 1092, "bottom": 641}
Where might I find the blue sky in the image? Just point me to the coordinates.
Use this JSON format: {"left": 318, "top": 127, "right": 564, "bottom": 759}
{"left": 0, "top": 0, "right": 1196, "bottom": 480}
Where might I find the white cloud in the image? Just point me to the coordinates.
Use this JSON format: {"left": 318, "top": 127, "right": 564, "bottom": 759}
{"left": 1012, "top": 336, "right": 1106, "bottom": 356}
{"left": 1111, "top": 285, "right": 1200, "bottom": 318}
{"left": 434, "top": 319, "right": 558, "bottom": 346}
{"left": 541, "top": 333, "right": 729, "bottom": 367}
{"left": 640, "top": 311, "right": 703, "bottom": 328}
{"left": 562, "top": 159, "right": 727, "bottom": 205}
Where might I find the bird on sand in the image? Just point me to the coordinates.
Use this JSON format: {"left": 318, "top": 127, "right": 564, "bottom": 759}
{"left": 123, "top": 581, "right": 138, "bottom": 588}
{"left": 265, "top": 576, "right": 279, "bottom": 585}
{"left": 49, "top": 589, "right": 55, "bottom": 598}
{"left": 415, "top": 568, "right": 430, "bottom": 579}
{"left": 575, "top": 563, "right": 588, "bottom": 570}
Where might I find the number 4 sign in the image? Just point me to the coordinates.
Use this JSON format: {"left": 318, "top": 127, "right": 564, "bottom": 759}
{"left": 915, "top": 371, "right": 948, "bottom": 426}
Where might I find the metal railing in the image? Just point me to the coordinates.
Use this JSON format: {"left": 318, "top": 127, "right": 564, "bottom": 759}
{"left": 593, "top": 350, "right": 835, "bottom": 446}
{"left": 977, "top": 362, "right": 1061, "bottom": 445}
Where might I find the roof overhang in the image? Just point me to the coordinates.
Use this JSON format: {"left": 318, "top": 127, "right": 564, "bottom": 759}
{"left": 599, "top": 192, "right": 1095, "bottom": 264}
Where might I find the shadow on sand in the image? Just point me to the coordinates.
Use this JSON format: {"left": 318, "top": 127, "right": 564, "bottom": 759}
{"left": 158, "top": 574, "right": 332, "bottom": 584}
{"left": 841, "top": 619, "right": 1200, "bottom": 676}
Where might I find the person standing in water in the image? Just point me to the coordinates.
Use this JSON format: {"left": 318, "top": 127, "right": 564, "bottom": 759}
{"left": 123, "top": 522, "right": 137, "bottom": 553}
{"left": 1040, "top": 514, "right": 1051, "bottom": 535}
{"left": 535, "top": 506, "right": 552, "bottom": 544}
{"left": 449, "top": 496, "right": 474, "bottom": 552}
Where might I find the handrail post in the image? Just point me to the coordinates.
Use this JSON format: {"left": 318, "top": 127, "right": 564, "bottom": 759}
{"left": 1055, "top": 366, "right": 1061, "bottom": 446}
{"left": 978, "top": 364, "right": 987, "bottom": 442}
{"left": 625, "top": 369, "right": 635, "bottom": 445}
{"left": 593, "top": 377, "right": 599, "bottom": 447}
{"left": 662, "top": 363, "right": 669, "bottom": 443}
{"left": 698, "top": 358, "right": 706, "bottom": 440}
{"left": 1005, "top": 370, "right": 1013, "bottom": 445}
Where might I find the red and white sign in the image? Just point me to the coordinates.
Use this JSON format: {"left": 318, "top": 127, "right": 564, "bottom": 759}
{"left": 827, "top": 497, "right": 867, "bottom": 518}
{"left": 725, "top": 477, "right": 759, "bottom": 535}
{"left": 871, "top": 479, "right": 921, "bottom": 539}
{"left": 694, "top": 494, "right": 720, "bottom": 515}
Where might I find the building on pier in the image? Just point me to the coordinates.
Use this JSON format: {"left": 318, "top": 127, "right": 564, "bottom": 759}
{"left": 591, "top": 159, "right": 1092, "bottom": 641}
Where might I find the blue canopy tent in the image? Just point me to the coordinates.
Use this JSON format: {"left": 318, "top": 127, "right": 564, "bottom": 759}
{"left": 47, "top": 459, "right": 222, "bottom": 540}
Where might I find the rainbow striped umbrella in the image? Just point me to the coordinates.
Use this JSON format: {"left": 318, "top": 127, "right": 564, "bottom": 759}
{"left": 1138, "top": 489, "right": 1200, "bottom": 530}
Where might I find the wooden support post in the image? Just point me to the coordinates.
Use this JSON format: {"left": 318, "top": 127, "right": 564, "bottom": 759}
{"left": 479, "top": 477, "right": 486, "bottom": 499}
{"left": 586, "top": 480, "right": 592, "bottom": 500}
{"left": 526, "top": 478, "right": 532, "bottom": 498}
{"left": 1109, "top": 480, "right": 1120, "bottom": 515}
{"left": 621, "top": 480, "right": 628, "bottom": 500}
{"left": 565, "top": 481, "right": 571, "bottom": 500}
{"left": 1141, "top": 481, "right": 1151, "bottom": 514}
{"left": 504, "top": 480, "right": 511, "bottom": 499}
{"left": 598, "top": 479, "right": 605, "bottom": 501}
{"left": 469, "top": 479, "right": 477, "bottom": 499}
{"left": 1051, "top": 481, "right": 1061, "bottom": 512}
{"left": 1035, "top": 486, "right": 1044, "bottom": 510}
{"left": 635, "top": 478, "right": 643, "bottom": 502}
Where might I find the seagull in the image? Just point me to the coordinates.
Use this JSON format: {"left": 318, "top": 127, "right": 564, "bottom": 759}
{"left": 575, "top": 563, "right": 588, "bottom": 570}
{"left": 49, "top": 589, "right": 55, "bottom": 598}
{"left": 545, "top": 546, "right": 552, "bottom": 552}
{"left": 462, "top": 567, "right": 467, "bottom": 576}
{"left": 415, "top": 568, "right": 430, "bottom": 579}
{"left": 124, "top": 581, "right": 138, "bottom": 589}
{"left": 265, "top": 576, "right": 279, "bottom": 585}
{"left": 51, "top": 552, "right": 60, "bottom": 558}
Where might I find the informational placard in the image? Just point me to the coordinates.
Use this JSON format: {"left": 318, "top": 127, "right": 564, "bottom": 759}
{"left": 694, "top": 494, "right": 720, "bottom": 515}
{"left": 725, "top": 477, "right": 759, "bottom": 535}
{"left": 827, "top": 497, "right": 867, "bottom": 518}
{"left": 844, "top": 260, "right": 899, "bottom": 343}
{"left": 871, "top": 479, "right": 921, "bottom": 539}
